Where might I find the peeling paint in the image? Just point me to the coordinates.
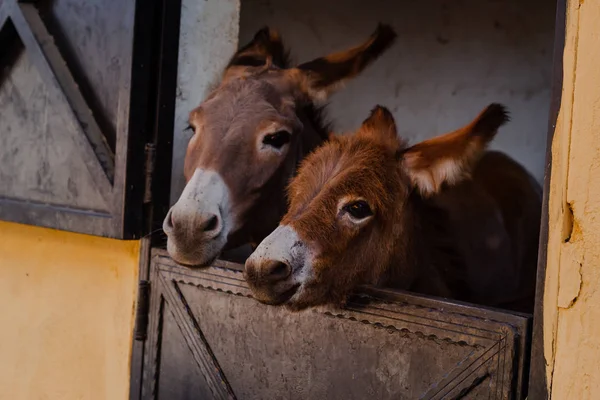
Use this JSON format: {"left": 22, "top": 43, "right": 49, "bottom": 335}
{"left": 562, "top": 201, "right": 575, "bottom": 242}
{"left": 557, "top": 244, "right": 583, "bottom": 308}
{"left": 544, "top": 0, "right": 600, "bottom": 398}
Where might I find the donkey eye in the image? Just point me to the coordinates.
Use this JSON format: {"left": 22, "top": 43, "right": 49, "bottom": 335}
{"left": 263, "top": 130, "right": 291, "bottom": 149}
{"left": 343, "top": 200, "right": 373, "bottom": 220}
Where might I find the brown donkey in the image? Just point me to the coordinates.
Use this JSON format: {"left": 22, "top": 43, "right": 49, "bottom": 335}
{"left": 163, "top": 25, "right": 397, "bottom": 267}
{"left": 245, "top": 104, "right": 542, "bottom": 313}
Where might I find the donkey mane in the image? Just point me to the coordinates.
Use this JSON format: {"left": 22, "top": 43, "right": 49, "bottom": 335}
{"left": 210, "top": 27, "right": 332, "bottom": 144}
{"left": 227, "top": 27, "right": 293, "bottom": 69}
{"left": 299, "top": 103, "right": 332, "bottom": 142}
{"left": 236, "top": 27, "right": 333, "bottom": 142}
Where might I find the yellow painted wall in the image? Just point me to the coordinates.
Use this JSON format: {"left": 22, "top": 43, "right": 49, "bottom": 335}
{"left": 543, "top": 0, "right": 600, "bottom": 397}
{"left": 0, "top": 221, "right": 139, "bottom": 400}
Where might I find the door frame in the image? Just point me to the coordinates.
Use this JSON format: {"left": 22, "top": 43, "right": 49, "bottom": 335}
{"left": 128, "top": 0, "right": 569, "bottom": 398}
{"left": 128, "top": 0, "right": 182, "bottom": 397}
{"left": 527, "top": 0, "right": 567, "bottom": 398}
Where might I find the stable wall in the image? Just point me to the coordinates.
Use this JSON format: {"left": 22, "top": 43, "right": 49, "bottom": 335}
{"left": 543, "top": 0, "right": 600, "bottom": 398}
{"left": 240, "top": 0, "right": 555, "bottom": 185}
{"left": 170, "top": 0, "right": 556, "bottom": 203}
{"left": 170, "top": 0, "right": 240, "bottom": 204}
{"left": 0, "top": 221, "right": 139, "bottom": 400}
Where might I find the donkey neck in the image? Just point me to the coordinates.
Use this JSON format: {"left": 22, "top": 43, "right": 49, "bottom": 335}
{"left": 379, "top": 192, "right": 457, "bottom": 299}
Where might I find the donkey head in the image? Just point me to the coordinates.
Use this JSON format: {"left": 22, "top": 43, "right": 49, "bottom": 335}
{"left": 164, "top": 25, "right": 396, "bottom": 267}
{"left": 245, "top": 104, "right": 508, "bottom": 310}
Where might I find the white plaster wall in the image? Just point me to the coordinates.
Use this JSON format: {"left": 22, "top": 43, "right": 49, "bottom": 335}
{"left": 171, "top": 0, "right": 556, "bottom": 202}
{"left": 171, "top": 0, "right": 240, "bottom": 204}
{"left": 239, "top": 0, "right": 555, "bottom": 184}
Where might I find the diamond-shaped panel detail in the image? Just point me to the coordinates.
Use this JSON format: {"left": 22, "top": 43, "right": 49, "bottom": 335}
{"left": 0, "top": 32, "right": 109, "bottom": 211}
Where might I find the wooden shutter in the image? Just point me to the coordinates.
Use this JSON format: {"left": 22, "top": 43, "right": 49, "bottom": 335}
{"left": 0, "top": 0, "right": 172, "bottom": 238}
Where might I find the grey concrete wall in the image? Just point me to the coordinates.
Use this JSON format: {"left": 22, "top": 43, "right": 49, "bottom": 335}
{"left": 171, "top": 0, "right": 556, "bottom": 202}
{"left": 171, "top": 0, "right": 240, "bottom": 204}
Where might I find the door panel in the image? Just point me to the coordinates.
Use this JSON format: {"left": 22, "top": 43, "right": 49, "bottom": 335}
{"left": 0, "top": 0, "right": 168, "bottom": 238}
{"left": 37, "top": 0, "right": 136, "bottom": 150}
{"left": 0, "top": 34, "right": 110, "bottom": 212}
{"left": 141, "top": 250, "right": 531, "bottom": 400}
{"left": 156, "top": 304, "right": 214, "bottom": 400}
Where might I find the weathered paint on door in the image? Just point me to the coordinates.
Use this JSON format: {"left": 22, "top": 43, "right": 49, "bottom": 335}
{"left": 139, "top": 251, "right": 531, "bottom": 399}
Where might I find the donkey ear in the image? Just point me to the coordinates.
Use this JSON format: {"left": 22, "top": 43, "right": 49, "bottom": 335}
{"left": 223, "top": 27, "right": 289, "bottom": 81}
{"left": 356, "top": 105, "right": 404, "bottom": 151}
{"left": 289, "top": 24, "right": 397, "bottom": 103}
{"left": 401, "top": 104, "right": 509, "bottom": 197}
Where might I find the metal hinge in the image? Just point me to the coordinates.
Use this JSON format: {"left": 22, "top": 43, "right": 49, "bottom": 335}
{"left": 143, "top": 143, "right": 156, "bottom": 204}
{"left": 133, "top": 280, "right": 151, "bottom": 341}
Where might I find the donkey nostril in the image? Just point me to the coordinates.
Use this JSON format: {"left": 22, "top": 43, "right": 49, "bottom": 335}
{"left": 264, "top": 261, "right": 292, "bottom": 282}
{"left": 163, "top": 210, "right": 174, "bottom": 232}
{"left": 203, "top": 215, "right": 219, "bottom": 232}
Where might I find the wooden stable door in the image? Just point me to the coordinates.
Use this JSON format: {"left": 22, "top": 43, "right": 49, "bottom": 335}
{"left": 0, "top": 0, "right": 177, "bottom": 239}
{"left": 136, "top": 250, "right": 531, "bottom": 400}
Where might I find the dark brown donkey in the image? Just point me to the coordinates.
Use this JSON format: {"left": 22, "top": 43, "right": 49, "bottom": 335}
{"left": 163, "top": 25, "right": 397, "bottom": 267}
{"left": 245, "top": 104, "right": 542, "bottom": 313}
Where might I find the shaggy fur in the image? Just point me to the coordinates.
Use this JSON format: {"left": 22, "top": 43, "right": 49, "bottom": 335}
{"left": 248, "top": 104, "right": 541, "bottom": 313}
